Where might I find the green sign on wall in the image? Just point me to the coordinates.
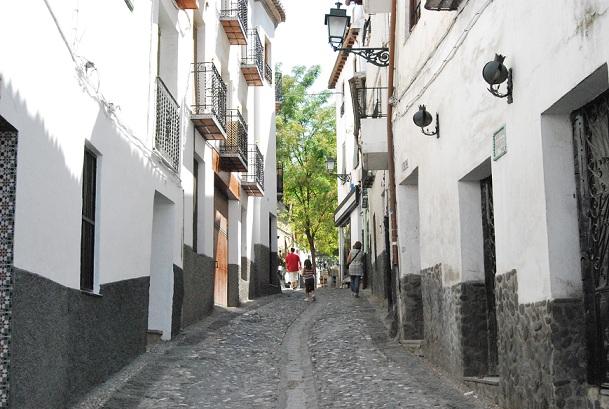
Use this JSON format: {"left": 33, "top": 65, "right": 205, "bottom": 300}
{"left": 493, "top": 126, "right": 507, "bottom": 161}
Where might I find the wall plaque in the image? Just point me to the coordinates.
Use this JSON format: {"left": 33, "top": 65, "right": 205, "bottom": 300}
{"left": 493, "top": 126, "right": 507, "bottom": 161}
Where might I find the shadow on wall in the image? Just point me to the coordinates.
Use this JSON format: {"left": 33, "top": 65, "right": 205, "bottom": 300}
{"left": 0, "top": 77, "right": 167, "bottom": 409}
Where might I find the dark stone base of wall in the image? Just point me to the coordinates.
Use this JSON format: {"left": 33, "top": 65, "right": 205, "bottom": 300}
{"left": 181, "top": 246, "right": 214, "bottom": 328}
{"left": 10, "top": 268, "right": 149, "bottom": 409}
{"left": 420, "top": 264, "right": 488, "bottom": 377}
{"left": 496, "top": 270, "right": 587, "bottom": 409}
{"left": 172, "top": 264, "right": 183, "bottom": 337}
{"left": 371, "top": 251, "right": 389, "bottom": 299}
{"left": 228, "top": 264, "right": 240, "bottom": 307}
{"left": 252, "top": 244, "right": 280, "bottom": 298}
{"left": 398, "top": 274, "right": 424, "bottom": 339}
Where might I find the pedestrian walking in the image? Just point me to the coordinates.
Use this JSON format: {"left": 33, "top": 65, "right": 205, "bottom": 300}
{"left": 285, "top": 247, "right": 301, "bottom": 290}
{"left": 301, "top": 259, "right": 316, "bottom": 301}
{"left": 346, "top": 241, "right": 365, "bottom": 297}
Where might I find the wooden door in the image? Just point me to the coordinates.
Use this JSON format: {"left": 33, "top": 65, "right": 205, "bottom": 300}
{"left": 214, "top": 227, "right": 228, "bottom": 306}
{"left": 214, "top": 188, "right": 229, "bottom": 306}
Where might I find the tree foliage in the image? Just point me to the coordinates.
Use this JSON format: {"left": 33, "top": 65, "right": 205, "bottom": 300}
{"left": 277, "top": 65, "right": 337, "bottom": 264}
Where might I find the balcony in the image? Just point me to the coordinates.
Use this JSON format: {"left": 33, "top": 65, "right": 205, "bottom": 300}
{"left": 191, "top": 62, "right": 227, "bottom": 140}
{"left": 242, "top": 145, "right": 264, "bottom": 196}
{"left": 354, "top": 86, "right": 388, "bottom": 120}
{"left": 275, "top": 71, "right": 283, "bottom": 111}
{"left": 220, "top": 109, "right": 248, "bottom": 172}
{"left": 277, "top": 163, "right": 284, "bottom": 201}
{"left": 220, "top": 0, "right": 248, "bottom": 45}
{"left": 241, "top": 30, "right": 264, "bottom": 86}
{"left": 361, "top": 167, "right": 375, "bottom": 188}
{"left": 361, "top": 116, "right": 388, "bottom": 170}
{"left": 264, "top": 63, "right": 273, "bottom": 85}
{"left": 155, "top": 77, "right": 180, "bottom": 171}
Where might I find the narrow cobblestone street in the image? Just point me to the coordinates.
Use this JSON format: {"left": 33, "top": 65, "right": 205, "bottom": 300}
{"left": 73, "top": 289, "right": 494, "bottom": 409}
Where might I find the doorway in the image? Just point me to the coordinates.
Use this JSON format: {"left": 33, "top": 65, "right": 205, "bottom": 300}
{"left": 480, "top": 176, "right": 498, "bottom": 375}
{"left": 214, "top": 187, "right": 229, "bottom": 306}
{"left": 148, "top": 191, "right": 176, "bottom": 341}
{"left": 572, "top": 89, "right": 609, "bottom": 385}
{"left": 0, "top": 115, "right": 18, "bottom": 403}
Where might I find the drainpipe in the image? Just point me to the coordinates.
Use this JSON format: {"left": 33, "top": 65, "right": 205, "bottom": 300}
{"left": 386, "top": 0, "right": 399, "bottom": 276}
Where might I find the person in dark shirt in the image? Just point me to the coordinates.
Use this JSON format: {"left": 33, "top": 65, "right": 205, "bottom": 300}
{"left": 302, "top": 259, "right": 316, "bottom": 301}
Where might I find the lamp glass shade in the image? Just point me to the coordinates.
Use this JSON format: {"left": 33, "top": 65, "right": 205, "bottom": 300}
{"left": 326, "top": 158, "right": 336, "bottom": 172}
{"left": 413, "top": 106, "right": 433, "bottom": 128}
{"left": 325, "top": 8, "right": 350, "bottom": 48}
{"left": 482, "top": 54, "right": 509, "bottom": 85}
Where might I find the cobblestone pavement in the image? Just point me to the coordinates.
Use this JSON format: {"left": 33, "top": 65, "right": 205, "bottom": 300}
{"left": 72, "top": 288, "right": 494, "bottom": 409}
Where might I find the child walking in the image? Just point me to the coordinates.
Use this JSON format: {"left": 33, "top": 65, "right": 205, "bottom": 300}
{"left": 302, "top": 259, "right": 316, "bottom": 301}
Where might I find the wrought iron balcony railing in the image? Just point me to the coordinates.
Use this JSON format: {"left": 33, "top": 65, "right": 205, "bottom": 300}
{"left": 264, "top": 63, "right": 273, "bottom": 85}
{"left": 241, "top": 29, "right": 264, "bottom": 86}
{"left": 277, "top": 162, "right": 284, "bottom": 201}
{"left": 191, "top": 62, "right": 227, "bottom": 140}
{"left": 354, "top": 86, "right": 388, "bottom": 119}
{"left": 219, "top": 109, "right": 248, "bottom": 172}
{"left": 220, "top": 0, "right": 248, "bottom": 45}
{"left": 275, "top": 71, "right": 283, "bottom": 110}
{"left": 155, "top": 77, "right": 180, "bottom": 171}
{"left": 242, "top": 145, "right": 264, "bottom": 196}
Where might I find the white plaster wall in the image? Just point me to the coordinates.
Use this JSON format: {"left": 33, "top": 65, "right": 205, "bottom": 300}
{"left": 0, "top": 0, "right": 185, "bottom": 290}
{"left": 392, "top": 0, "right": 609, "bottom": 302}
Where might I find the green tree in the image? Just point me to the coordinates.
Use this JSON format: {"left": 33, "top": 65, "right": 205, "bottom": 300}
{"left": 277, "top": 65, "right": 337, "bottom": 268}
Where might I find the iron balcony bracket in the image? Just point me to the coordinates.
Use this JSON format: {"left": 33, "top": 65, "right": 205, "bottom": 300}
{"left": 333, "top": 46, "right": 390, "bottom": 67}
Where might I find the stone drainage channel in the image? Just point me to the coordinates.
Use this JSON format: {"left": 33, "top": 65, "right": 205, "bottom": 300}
{"left": 71, "top": 288, "right": 495, "bottom": 409}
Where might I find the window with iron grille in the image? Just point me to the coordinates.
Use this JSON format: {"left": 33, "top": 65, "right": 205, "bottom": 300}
{"left": 410, "top": 0, "right": 421, "bottom": 30}
{"left": 80, "top": 149, "right": 97, "bottom": 292}
{"left": 155, "top": 77, "right": 181, "bottom": 170}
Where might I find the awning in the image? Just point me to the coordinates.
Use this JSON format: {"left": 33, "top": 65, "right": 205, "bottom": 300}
{"left": 334, "top": 186, "right": 360, "bottom": 227}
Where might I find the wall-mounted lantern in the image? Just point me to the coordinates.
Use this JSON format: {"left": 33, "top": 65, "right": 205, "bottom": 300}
{"left": 482, "top": 54, "right": 513, "bottom": 104}
{"left": 324, "top": 2, "right": 389, "bottom": 67}
{"left": 412, "top": 105, "right": 440, "bottom": 138}
{"left": 326, "top": 157, "right": 351, "bottom": 183}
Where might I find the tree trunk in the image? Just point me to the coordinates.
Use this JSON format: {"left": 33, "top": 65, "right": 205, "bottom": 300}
{"left": 306, "top": 232, "right": 316, "bottom": 274}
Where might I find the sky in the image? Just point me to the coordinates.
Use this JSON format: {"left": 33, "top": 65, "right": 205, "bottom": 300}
{"left": 274, "top": 0, "right": 338, "bottom": 95}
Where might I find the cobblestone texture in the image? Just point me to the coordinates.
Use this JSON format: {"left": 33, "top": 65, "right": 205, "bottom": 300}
{"left": 72, "top": 288, "right": 494, "bottom": 409}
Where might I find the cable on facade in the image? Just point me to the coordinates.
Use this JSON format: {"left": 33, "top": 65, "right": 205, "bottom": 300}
{"left": 393, "top": 0, "right": 494, "bottom": 119}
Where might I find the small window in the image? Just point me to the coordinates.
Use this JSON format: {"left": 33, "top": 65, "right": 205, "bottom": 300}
{"left": 80, "top": 149, "right": 97, "bottom": 292}
{"left": 409, "top": 0, "right": 421, "bottom": 30}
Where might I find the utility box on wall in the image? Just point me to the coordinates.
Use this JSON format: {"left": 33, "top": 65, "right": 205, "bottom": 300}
{"left": 363, "top": 0, "right": 391, "bottom": 14}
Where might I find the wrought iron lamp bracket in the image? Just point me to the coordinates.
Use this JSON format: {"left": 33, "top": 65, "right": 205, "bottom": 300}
{"left": 334, "top": 173, "right": 352, "bottom": 183}
{"left": 420, "top": 113, "right": 440, "bottom": 139}
{"left": 487, "top": 68, "right": 513, "bottom": 104}
{"left": 332, "top": 46, "right": 390, "bottom": 67}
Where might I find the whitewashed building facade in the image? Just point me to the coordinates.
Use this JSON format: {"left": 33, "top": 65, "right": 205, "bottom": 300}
{"left": 332, "top": 0, "right": 609, "bottom": 408}
{"left": 0, "top": 0, "right": 283, "bottom": 407}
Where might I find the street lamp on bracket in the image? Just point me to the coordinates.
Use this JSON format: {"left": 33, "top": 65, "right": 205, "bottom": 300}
{"left": 325, "top": 157, "right": 351, "bottom": 183}
{"left": 324, "top": 2, "right": 390, "bottom": 67}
